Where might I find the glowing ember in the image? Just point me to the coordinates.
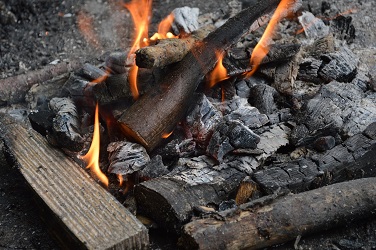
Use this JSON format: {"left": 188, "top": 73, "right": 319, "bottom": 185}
{"left": 81, "top": 104, "right": 109, "bottom": 187}
{"left": 118, "top": 174, "right": 124, "bottom": 186}
{"left": 207, "top": 51, "right": 228, "bottom": 88}
{"left": 246, "top": 0, "right": 295, "bottom": 77}
{"left": 77, "top": 11, "right": 101, "bottom": 49}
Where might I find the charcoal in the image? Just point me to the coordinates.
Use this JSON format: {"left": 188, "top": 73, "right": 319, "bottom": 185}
{"left": 139, "top": 155, "right": 169, "bottom": 179}
{"left": 298, "top": 11, "right": 330, "bottom": 39}
{"left": 48, "top": 97, "right": 84, "bottom": 151}
{"left": 235, "top": 79, "right": 251, "bottom": 98}
{"left": 254, "top": 123, "right": 291, "bottom": 158}
{"left": 107, "top": 141, "right": 150, "bottom": 175}
{"left": 218, "top": 200, "right": 237, "bottom": 211}
{"left": 330, "top": 15, "right": 355, "bottom": 44}
{"left": 248, "top": 83, "right": 278, "bottom": 115}
{"left": 313, "top": 136, "right": 336, "bottom": 152}
{"left": 185, "top": 94, "right": 222, "bottom": 147}
{"left": 297, "top": 57, "right": 323, "bottom": 84}
{"left": 364, "top": 122, "right": 376, "bottom": 140}
{"left": 171, "top": 7, "right": 200, "bottom": 35}
{"left": 28, "top": 110, "right": 54, "bottom": 136}
{"left": 221, "top": 155, "right": 259, "bottom": 175}
{"left": 213, "top": 97, "right": 269, "bottom": 129}
{"left": 207, "top": 120, "right": 260, "bottom": 161}
{"left": 267, "top": 108, "right": 292, "bottom": 124}
{"left": 78, "top": 63, "right": 108, "bottom": 81}
{"left": 105, "top": 51, "right": 132, "bottom": 73}
{"left": 155, "top": 138, "right": 196, "bottom": 159}
{"left": 305, "top": 34, "right": 335, "bottom": 59}
{"left": 291, "top": 81, "right": 376, "bottom": 144}
{"left": 319, "top": 46, "right": 358, "bottom": 83}
{"left": 272, "top": 55, "right": 300, "bottom": 95}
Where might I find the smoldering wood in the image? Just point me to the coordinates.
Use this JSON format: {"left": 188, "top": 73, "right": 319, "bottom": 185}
{"left": 155, "top": 138, "right": 197, "bottom": 160}
{"left": 78, "top": 63, "right": 108, "bottom": 81}
{"left": 290, "top": 81, "right": 376, "bottom": 147}
{"left": 179, "top": 177, "right": 376, "bottom": 250}
{"left": 248, "top": 83, "right": 279, "bottom": 115}
{"left": 0, "top": 113, "right": 149, "bottom": 249}
{"left": 119, "top": 0, "right": 291, "bottom": 152}
{"left": 135, "top": 25, "right": 214, "bottom": 69}
{"left": 138, "top": 155, "right": 169, "bottom": 179}
{"left": 184, "top": 94, "right": 222, "bottom": 148}
{"left": 253, "top": 122, "right": 376, "bottom": 194}
{"left": 134, "top": 155, "right": 247, "bottom": 233}
{"left": 105, "top": 51, "right": 133, "bottom": 74}
{"left": 107, "top": 141, "right": 150, "bottom": 175}
{"left": 47, "top": 97, "right": 84, "bottom": 152}
{"left": 0, "top": 59, "right": 82, "bottom": 105}
{"left": 319, "top": 46, "right": 358, "bottom": 83}
{"left": 207, "top": 119, "right": 260, "bottom": 162}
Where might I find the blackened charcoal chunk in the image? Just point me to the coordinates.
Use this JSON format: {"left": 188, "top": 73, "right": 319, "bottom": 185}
{"left": 78, "top": 63, "right": 107, "bottom": 81}
{"left": 227, "top": 121, "right": 260, "bottom": 149}
{"left": 207, "top": 120, "right": 260, "bottom": 161}
{"left": 107, "top": 141, "right": 150, "bottom": 175}
{"left": 363, "top": 122, "right": 376, "bottom": 140}
{"left": 48, "top": 97, "right": 84, "bottom": 151}
{"left": 218, "top": 200, "right": 237, "bottom": 211}
{"left": 319, "top": 47, "right": 358, "bottom": 83}
{"left": 139, "top": 155, "right": 169, "bottom": 179}
{"left": 213, "top": 97, "right": 269, "bottom": 129}
{"left": 185, "top": 94, "right": 222, "bottom": 148}
{"left": 155, "top": 139, "right": 196, "bottom": 160}
{"left": 330, "top": 15, "right": 355, "bottom": 44}
{"left": 313, "top": 136, "right": 336, "bottom": 152}
{"left": 248, "top": 83, "right": 278, "bottom": 115}
{"left": 28, "top": 110, "right": 55, "bottom": 136}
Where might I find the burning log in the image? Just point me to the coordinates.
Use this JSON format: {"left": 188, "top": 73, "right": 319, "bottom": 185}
{"left": 135, "top": 25, "right": 214, "bottom": 69}
{"left": 0, "top": 113, "right": 148, "bottom": 249}
{"left": 0, "top": 60, "right": 82, "bottom": 105}
{"left": 179, "top": 177, "right": 376, "bottom": 250}
{"left": 119, "top": 0, "right": 299, "bottom": 152}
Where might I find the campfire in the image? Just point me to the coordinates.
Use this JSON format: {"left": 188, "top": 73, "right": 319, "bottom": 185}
{"left": 0, "top": 0, "right": 376, "bottom": 249}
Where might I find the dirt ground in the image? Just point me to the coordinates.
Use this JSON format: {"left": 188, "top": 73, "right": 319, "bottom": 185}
{"left": 1, "top": 0, "right": 376, "bottom": 249}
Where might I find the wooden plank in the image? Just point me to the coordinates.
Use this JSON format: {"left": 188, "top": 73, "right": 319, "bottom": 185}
{"left": 0, "top": 113, "right": 149, "bottom": 250}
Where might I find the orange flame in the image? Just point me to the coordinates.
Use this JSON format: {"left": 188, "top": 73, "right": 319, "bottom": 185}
{"left": 246, "top": 0, "right": 295, "bottom": 77}
{"left": 124, "top": 0, "right": 153, "bottom": 100}
{"left": 81, "top": 104, "right": 109, "bottom": 187}
{"left": 118, "top": 174, "right": 124, "bottom": 186}
{"left": 149, "top": 14, "right": 178, "bottom": 41}
{"left": 77, "top": 11, "right": 101, "bottom": 49}
{"left": 162, "top": 131, "right": 173, "bottom": 139}
{"left": 207, "top": 51, "right": 228, "bottom": 88}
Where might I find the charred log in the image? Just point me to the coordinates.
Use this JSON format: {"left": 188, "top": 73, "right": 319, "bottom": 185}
{"left": 179, "top": 177, "right": 376, "bottom": 250}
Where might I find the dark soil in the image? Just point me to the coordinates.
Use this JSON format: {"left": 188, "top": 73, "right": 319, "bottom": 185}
{"left": 1, "top": 0, "right": 376, "bottom": 249}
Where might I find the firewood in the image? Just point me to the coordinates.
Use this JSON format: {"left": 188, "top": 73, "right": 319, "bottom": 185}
{"left": 179, "top": 177, "right": 376, "bottom": 250}
{"left": 135, "top": 25, "right": 214, "bottom": 69}
{"left": 0, "top": 113, "right": 148, "bottom": 249}
{"left": 119, "top": 0, "right": 299, "bottom": 152}
{"left": 0, "top": 59, "right": 82, "bottom": 105}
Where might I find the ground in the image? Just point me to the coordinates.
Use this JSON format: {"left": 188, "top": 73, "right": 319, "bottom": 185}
{"left": 0, "top": 0, "right": 376, "bottom": 249}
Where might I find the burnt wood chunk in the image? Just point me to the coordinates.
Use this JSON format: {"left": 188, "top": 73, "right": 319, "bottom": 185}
{"left": 0, "top": 114, "right": 148, "bottom": 249}
{"left": 118, "top": 0, "right": 286, "bottom": 152}
{"left": 179, "top": 177, "right": 376, "bottom": 250}
{"left": 248, "top": 83, "right": 279, "bottom": 115}
{"left": 135, "top": 156, "right": 246, "bottom": 233}
{"left": 254, "top": 122, "right": 376, "bottom": 194}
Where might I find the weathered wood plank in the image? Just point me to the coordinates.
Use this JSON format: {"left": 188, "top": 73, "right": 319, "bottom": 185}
{"left": 0, "top": 114, "right": 149, "bottom": 250}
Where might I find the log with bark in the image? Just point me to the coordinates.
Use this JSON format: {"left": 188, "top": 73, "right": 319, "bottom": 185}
{"left": 179, "top": 177, "right": 376, "bottom": 250}
{"left": 118, "top": 0, "right": 301, "bottom": 152}
{"left": 0, "top": 60, "right": 82, "bottom": 105}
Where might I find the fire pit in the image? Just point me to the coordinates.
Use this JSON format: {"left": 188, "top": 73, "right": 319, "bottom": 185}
{"left": 1, "top": 0, "right": 376, "bottom": 249}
